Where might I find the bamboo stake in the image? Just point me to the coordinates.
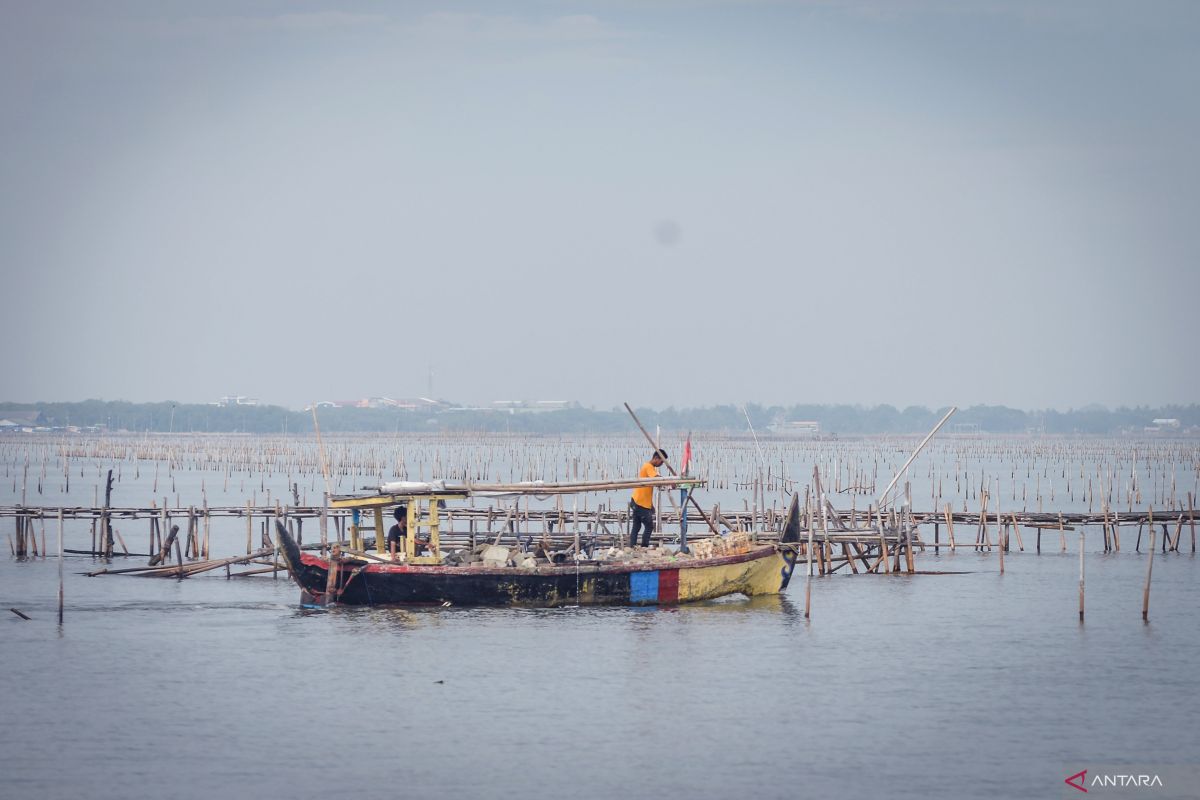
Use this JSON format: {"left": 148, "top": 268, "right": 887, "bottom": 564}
{"left": 1078, "top": 529, "right": 1085, "bottom": 622}
{"left": 1143, "top": 508, "right": 1155, "bottom": 623}
{"left": 57, "top": 508, "right": 64, "bottom": 624}
{"left": 202, "top": 505, "right": 210, "bottom": 559}
{"left": 1102, "top": 502, "right": 1112, "bottom": 553}
{"left": 173, "top": 525, "right": 185, "bottom": 579}
{"left": 879, "top": 523, "right": 889, "bottom": 574}
{"left": 999, "top": 516, "right": 1005, "bottom": 574}
{"left": 1010, "top": 512, "right": 1024, "bottom": 551}
{"left": 805, "top": 495, "right": 813, "bottom": 619}
{"left": 320, "top": 495, "right": 329, "bottom": 556}
{"left": 904, "top": 483, "right": 915, "bottom": 573}
{"left": 1189, "top": 492, "right": 1196, "bottom": 553}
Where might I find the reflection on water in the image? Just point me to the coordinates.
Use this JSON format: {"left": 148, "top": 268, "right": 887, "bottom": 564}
{"left": 317, "top": 592, "right": 803, "bottom": 638}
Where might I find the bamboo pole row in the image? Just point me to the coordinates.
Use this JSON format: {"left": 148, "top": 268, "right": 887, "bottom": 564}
{"left": 4, "top": 431, "right": 1197, "bottom": 519}
{"left": 9, "top": 502, "right": 1196, "bottom": 564}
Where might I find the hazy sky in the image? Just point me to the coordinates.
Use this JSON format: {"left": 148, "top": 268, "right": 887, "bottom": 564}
{"left": 3, "top": 1, "right": 1197, "bottom": 411}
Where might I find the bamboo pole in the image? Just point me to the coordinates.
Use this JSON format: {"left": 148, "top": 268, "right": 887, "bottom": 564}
{"left": 320, "top": 494, "right": 329, "bottom": 556}
{"left": 1102, "top": 502, "right": 1111, "bottom": 553}
{"left": 875, "top": 406, "right": 957, "bottom": 508}
{"left": 1143, "top": 508, "right": 1155, "bottom": 623}
{"left": 999, "top": 516, "right": 1005, "bottom": 574}
{"left": 173, "top": 525, "right": 185, "bottom": 579}
{"left": 904, "top": 483, "right": 915, "bottom": 573}
{"left": 57, "top": 508, "right": 64, "bottom": 624}
{"left": 1078, "top": 529, "right": 1085, "bottom": 622}
{"left": 102, "top": 469, "right": 114, "bottom": 558}
{"left": 202, "top": 504, "right": 210, "bottom": 559}
{"left": 977, "top": 490, "right": 987, "bottom": 551}
{"left": 1189, "top": 492, "right": 1196, "bottom": 553}
{"left": 879, "top": 523, "right": 889, "bottom": 574}
{"left": 1010, "top": 512, "right": 1024, "bottom": 551}
{"left": 805, "top": 494, "right": 813, "bottom": 620}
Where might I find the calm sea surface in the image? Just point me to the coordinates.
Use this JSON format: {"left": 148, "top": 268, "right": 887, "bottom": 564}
{"left": 4, "top": 549, "right": 1199, "bottom": 799}
{"left": 2, "top": 436, "right": 1199, "bottom": 799}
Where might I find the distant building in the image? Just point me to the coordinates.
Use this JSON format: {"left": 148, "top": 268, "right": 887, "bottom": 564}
{"left": 533, "top": 400, "right": 576, "bottom": 411}
{"left": 0, "top": 411, "right": 41, "bottom": 432}
{"left": 490, "top": 400, "right": 579, "bottom": 413}
{"left": 1145, "top": 418, "right": 1182, "bottom": 433}
{"left": 306, "top": 397, "right": 452, "bottom": 411}
{"left": 769, "top": 420, "right": 820, "bottom": 437}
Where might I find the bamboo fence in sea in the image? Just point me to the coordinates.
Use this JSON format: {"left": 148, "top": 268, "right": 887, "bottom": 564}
{"left": 2, "top": 431, "right": 1197, "bottom": 576}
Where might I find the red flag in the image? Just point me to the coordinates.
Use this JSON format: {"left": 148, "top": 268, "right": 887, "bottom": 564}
{"left": 681, "top": 434, "right": 692, "bottom": 476}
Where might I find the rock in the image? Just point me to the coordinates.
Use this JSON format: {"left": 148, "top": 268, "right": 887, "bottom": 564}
{"left": 480, "top": 544, "right": 510, "bottom": 567}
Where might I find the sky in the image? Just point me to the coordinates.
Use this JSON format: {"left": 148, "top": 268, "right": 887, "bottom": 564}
{"left": 2, "top": 0, "right": 1197, "bottom": 412}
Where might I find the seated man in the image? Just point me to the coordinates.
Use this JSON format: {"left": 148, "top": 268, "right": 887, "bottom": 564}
{"left": 387, "top": 506, "right": 409, "bottom": 557}
{"left": 387, "top": 505, "right": 428, "bottom": 557}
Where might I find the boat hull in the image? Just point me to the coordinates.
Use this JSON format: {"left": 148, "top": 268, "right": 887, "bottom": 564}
{"left": 281, "top": 539, "right": 788, "bottom": 608}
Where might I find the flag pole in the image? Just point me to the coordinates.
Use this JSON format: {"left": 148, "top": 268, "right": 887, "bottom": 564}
{"left": 680, "top": 431, "right": 692, "bottom": 553}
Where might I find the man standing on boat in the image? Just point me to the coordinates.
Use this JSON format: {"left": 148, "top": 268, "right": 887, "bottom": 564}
{"left": 630, "top": 449, "right": 667, "bottom": 548}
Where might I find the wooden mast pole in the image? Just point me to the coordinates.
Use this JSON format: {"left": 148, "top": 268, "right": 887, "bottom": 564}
{"left": 876, "top": 406, "right": 958, "bottom": 510}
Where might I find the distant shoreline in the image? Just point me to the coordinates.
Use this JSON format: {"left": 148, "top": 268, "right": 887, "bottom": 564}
{"left": 2, "top": 400, "right": 1196, "bottom": 436}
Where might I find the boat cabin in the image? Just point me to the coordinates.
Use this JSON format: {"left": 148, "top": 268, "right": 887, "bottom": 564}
{"left": 329, "top": 490, "right": 465, "bottom": 566}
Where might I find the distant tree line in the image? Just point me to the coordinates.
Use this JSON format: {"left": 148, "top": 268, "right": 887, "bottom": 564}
{"left": 2, "top": 399, "right": 1198, "bottom": 436}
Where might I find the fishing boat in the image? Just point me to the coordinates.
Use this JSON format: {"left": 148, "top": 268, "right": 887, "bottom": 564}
{"left": 274, "top": 478, "right": 802, "bottom": 607}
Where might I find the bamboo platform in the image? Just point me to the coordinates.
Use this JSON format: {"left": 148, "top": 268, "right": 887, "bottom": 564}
{"left": 4, "top": 499, "right": 1195, "bottom": 567}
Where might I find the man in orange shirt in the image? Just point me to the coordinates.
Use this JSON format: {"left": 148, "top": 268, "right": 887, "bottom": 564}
{"left": 629, "top": 449, "right": 667, "bottom": 548}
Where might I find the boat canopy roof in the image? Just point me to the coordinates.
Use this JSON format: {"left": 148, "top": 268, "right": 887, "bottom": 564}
{"left": 328, "top": 476, "right": 705, "bottom": 509}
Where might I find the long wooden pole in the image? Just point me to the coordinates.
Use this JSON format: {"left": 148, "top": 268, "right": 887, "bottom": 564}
{"left": 312, "top": 405, "right": 334, "bottom": 500}
{"left": 1078, "top": 529, "right": 1084, "bottom": 622}
{"left": 57, "top": 508, "right": 64, "bottom": 624}
{"left": 805, "top": 494, "right": 813, "bottom": 619}
{"left": 1143, "top": 507, "right": 1155, "bottom": 622}
{"left": 1189, "top": 492, "right": 1196, "bottom": 553}
{"left": 623, "top": 403, "right": 720, "bottom": 537}
{"left": 876, "top": 406, "right": 957, "bottom": 509}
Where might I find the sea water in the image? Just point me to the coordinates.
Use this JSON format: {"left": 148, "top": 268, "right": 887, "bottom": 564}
{"left": 2, "top": 436, "right": 1198, "bottom": 799}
